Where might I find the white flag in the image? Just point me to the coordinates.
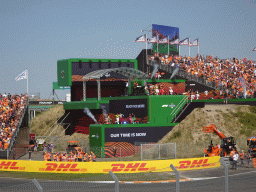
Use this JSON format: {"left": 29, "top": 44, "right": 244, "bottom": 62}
{"left": 135, "top": 34, "right": 146, "bottom": 42}
{"left": 180, "top": 38, "right": 189, "bottom": 46}
{"left": 15, "top": 69, "right": 28, "bottom": 81}
{"left": 169, "top": 38, "right": 180, "bottom": 45}
{"left": 158, "top": 37, "right": 168, "bottom": 44}
{"left": 147, "top": 36, "right": 158, "bottom": 44}
{"left": 190, "top": 39, "right": 199, "bottom": 46}
{"left": 253, "top": 47, "right": 256, "bottom": 51}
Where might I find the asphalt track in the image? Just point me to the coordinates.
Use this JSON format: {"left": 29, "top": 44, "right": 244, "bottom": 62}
{"left": 1, "top": 166, "right": 256, "bottom": 192}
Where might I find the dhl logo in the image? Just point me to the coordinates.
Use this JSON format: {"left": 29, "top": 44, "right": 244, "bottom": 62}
{"left": 105, "top": 163, "right": 156, "bottom": 172}
{"left": 175, "top": 159, "right": 214, "bottom": 169}
{"left": 0, "top": 161, "right": 25, "bottom": 170}
{"left": 39, "top": 163, "right": 87, "bottom": 172}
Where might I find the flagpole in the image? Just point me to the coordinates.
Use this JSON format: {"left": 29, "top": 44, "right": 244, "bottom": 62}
{"left": 27, "top": 69, "right": 29, "bottom": 96}
{"left": 168, "top": 36, "right": 169, "bottom": 56}
{"left": 198, "top": 39, "right": 199, "bottom": 55}
{"left": 179, "top": 44, "right": 180, "bottom": 56}
{"left": 146, "top": 34, "right": 147, "bottom": 64}
{"left": 157, "top": 34, "right": 158, "bottom": 53}
{"left": 189, "top": 37, "right": 190, "bottom": 57}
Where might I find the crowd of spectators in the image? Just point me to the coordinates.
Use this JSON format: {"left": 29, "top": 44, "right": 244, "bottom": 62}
{"left": 44, "top": 150, "right": 96, "bottom": 162}
{"left": 0, "top": 93, "right": 28, "bottom": 150}
{"left": 98, "top": 113, "right": 148, "bottom": 124}
{"left": 148, "top": 52, "right": 256, "bottom": 99}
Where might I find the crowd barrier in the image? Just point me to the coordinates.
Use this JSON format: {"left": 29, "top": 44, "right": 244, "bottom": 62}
{"left": 0, "top": 156, "right": 220, "bottom": 174}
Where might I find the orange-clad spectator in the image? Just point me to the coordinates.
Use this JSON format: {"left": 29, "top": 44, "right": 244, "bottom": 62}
{"left": 47, "top": 153, "right": 51, "bottom": 161}
{"left": 44, "top": 152, "right": 48, "bottom": 161}
{"left": 88, "top": 153, "right": 92, "bottom": 162}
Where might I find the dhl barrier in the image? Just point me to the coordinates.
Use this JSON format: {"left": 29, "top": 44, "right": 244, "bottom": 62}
{"left": 0, "top": 156, "right": 220, "bottom": 174}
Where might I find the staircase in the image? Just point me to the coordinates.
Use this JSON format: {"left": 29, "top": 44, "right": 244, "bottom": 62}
{"left": 170, "top": 96, "right": 188, "bottom": 123}
{"left": 171, "top": 102, "right": 190, "bottom": 123}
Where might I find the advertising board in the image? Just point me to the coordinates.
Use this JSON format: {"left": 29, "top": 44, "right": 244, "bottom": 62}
{"left": 109, "top": 99, "right": 148, "bottom": 118}
{"left": 105, "top": 126, "right": 174, "bottom": 143}
{"left": 0, "top": 156, "right": 220, "bottom": 173}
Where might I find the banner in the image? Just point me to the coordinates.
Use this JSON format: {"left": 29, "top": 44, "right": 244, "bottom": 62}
{"left": 190, "top": 39, "right": 199, "bottom": 46}
{"left": 170, "top": 38, "right": 180, "bottom": 45}
{"left": 158, "top": 37, "right": 168, "bottom": 44}
{"left": 15, "top": 69, "right": 27, "bottom": 81}
{"left": 180, "top": 38, "right": 189, "bottom": 46}
{"left": 147, "top": 36, "right": 158, "bottom": 44}
{"left": 0, "top": 156, "right": 220, "bottom": 174}
{"left": 135, "top": 34, "right": 146, "bottom": 42}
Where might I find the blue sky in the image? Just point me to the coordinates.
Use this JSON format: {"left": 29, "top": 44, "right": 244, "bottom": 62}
{"left": 0, "top": 0, "right": 255, "bottom": 99}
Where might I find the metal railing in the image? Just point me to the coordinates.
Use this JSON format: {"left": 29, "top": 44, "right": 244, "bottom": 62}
{"left": 170, "top": 96, "right": 188, "bottom": 121}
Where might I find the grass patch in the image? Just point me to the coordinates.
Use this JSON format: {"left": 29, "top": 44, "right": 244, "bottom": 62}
{"left": 169, "top": 130, "right": 181, "bottom": 140}
{"left": 249, "top": 106, "right": 256, "bottom": 113}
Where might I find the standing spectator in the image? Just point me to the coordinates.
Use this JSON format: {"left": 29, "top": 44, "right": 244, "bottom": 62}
{"left": 196, "top": 91, "right": 200, "bottom": 100}
{"left": 34, "top": 143, "right": 38, "bottom": 152}
{"left": 169, "top": 87, "right": 173, "bottom": 95}
{"left": 239, "top": 150, "right": 244, "bottom": 167}
{"left": 115, "top": 114, "right": 119, "bottom": 124}
{"left": 132, "top": 113, "right": 136, "bottom": 124}
{"left": 232, "top": 151, "right": 239, "bottom": 170}
{"left": 224, "top": 91, "right": 228, "bottom": 104}
{"left": 50, "top": 142, "right": 54, "bottom": 153}
{"left": 128, "top": 114, "right": 133, "bottom": 124}
{"left": 119, "top": 113, "right": 124, "bottom": 124}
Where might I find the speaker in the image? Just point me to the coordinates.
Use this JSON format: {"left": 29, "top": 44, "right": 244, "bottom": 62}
{"left": 79, "top": 60, "right": 82, "bottom": 68}
{"left": 108, "top": 60, "right": 111, "bottom": 68}
{"left": 89, "top": 60, "right": 92, "bottom": 68}
{"left": 99, "top": 61, "right": 102, "bottom": 69}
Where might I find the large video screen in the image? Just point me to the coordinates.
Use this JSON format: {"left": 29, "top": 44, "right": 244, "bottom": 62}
{"left": 109, "top": 99, "right": 148, "bottom": 118}
{"left": 152, "top": 24, "right": 179, "bottom": 55}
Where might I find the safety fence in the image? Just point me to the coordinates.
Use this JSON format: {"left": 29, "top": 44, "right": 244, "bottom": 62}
{"left": 2, "top": 157, "right": 256, "bottom": 192}
{"left": 90, "top": 143, "right": 176, "bottom": 161}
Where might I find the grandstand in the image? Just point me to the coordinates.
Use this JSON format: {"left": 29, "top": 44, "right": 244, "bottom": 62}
{"left": 0, "top": 94, "right": 29, "bottom": 159}
{"left": 4, "top": 24, "right": 256, "bottom": 160}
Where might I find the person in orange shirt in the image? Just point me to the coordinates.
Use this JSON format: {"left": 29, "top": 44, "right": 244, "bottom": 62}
{"left": 53, "top": 153, "right": 57, "bottom": 161}
{"left": 77, "top": 150, "right": 83, "bottom": 162}
{"left": 88, "top": 153, "right": 92, "bottom": 162}
{"left": 44, "top": 152, "right": 48, "bottom": 161}
{"left": 47, "top": 152, "right": 51, "bottom": 161}
{"left": 239, "top": 150, "right": 244, "bottom": 166}
{"left": 83, "top": 152, "right": 88, "bottom": 162}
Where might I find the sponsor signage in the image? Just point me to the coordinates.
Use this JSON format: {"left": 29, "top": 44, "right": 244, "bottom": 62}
{"left": 0, "top": 156, "right": 220, "bottom": 173}
{"left": 29, "top": 101, "right": 66, "bottom": 105}
{"left": 109, "top": 99, "right": 148, "bottom": 118}
{"left": 91, "top": 133, "right": 99, "bottom": 139}
{"left": 110, "top": 132, "right": 146, "bottom": 138}
{"left": 162, "top": 103, "right": 176, "bottom": 108}
{"left": 105, "top": 127, "right": 174, "bottom": 143}
{"left": 126, "top": 104, "right": 145, "bottom": 109}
